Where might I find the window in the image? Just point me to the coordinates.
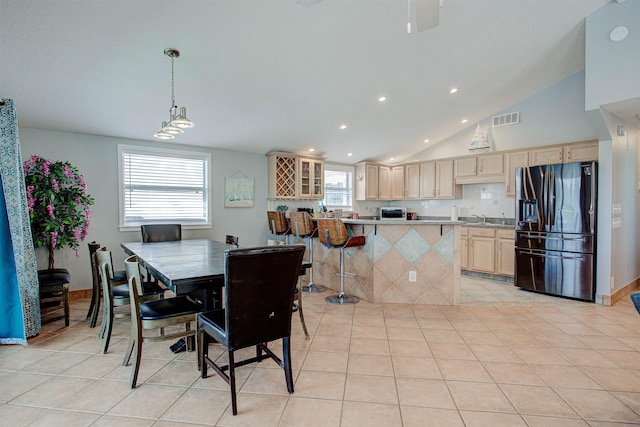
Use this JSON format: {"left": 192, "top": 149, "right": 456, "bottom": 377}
{"left": 324, "top": 168, "right": 352, "bottom": 210}
{"left": 118, "top": 145, "right": 210, "bottom": 229}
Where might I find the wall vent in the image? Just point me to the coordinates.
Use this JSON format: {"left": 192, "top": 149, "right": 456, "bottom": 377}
{"left": 492, "top": 112, "right": 520, "bottom": 127}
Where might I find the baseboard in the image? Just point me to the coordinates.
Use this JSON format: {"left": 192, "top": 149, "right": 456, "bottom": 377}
{"left": 69, "top": 289, "right": 92, "bottom": 301}
{"left": 601, "top": 278, "right": 640, "bottom": 306}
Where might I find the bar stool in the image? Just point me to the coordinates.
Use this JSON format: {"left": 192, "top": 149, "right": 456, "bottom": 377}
{"left": 316, "top": 218, "right": 365, "bottom": 304}
{"left": 289, "top": 211, "right": 326, "bottom": 293}
{"left": 267, "top": 211, "right": 290, "bottom": 244}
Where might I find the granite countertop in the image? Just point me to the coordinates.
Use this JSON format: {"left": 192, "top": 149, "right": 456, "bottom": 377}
{"left": 342, "top": 218, "right": 464, "bottom": 225}
{"left": 462, "top": 222, "right": 515, "bottom": 229}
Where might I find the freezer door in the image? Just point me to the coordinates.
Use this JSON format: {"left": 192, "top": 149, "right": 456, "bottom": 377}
{"left": 515, "top": 247, "right": 594, "bottom": 301}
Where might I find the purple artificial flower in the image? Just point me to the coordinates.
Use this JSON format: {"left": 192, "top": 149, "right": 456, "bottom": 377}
{"left": 50, "top": 231, "right": 58, "bottom": 248}
{"left": 46, "top": 204, "right": 55, "bottom": 219}
{"left": 63, "top": 164, "right": 74, "bottom": 179}
{"left": 51, "top": 179, "right": 59, "bottom": 193}
{"left": 42, "top": 160, "right": 51, "bottom": 177}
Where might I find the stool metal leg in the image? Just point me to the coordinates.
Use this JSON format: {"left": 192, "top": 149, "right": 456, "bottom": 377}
{"left": 325, "top": 247, "right": 359, "bottom": 304}
{"left": 303, "top": 237, "right": 326, "bottom": 293}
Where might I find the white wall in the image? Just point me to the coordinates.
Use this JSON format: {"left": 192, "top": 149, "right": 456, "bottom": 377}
{"left": 19, "top": 127, "right": 269, "bottom": 291}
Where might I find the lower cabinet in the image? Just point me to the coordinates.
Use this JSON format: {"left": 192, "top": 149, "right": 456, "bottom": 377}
{"left": 461, "top": 227, "right": 514, "bottom": 277}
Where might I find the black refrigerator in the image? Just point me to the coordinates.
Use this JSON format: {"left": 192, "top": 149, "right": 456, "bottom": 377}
{"left": 514, "top": 161, "right": 597, "bottom": 301}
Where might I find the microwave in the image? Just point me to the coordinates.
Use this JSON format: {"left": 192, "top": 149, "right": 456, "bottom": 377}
{"left": 380, "top": 207, "right": 407, "bottom": 220}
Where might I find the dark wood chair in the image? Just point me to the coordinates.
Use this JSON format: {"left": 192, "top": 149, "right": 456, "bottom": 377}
{"left": 87, "top": 241, "right": 126, "bottom": 328}
{"left": 122, "top": 255, "right": 202, "bottom": 388}
{"left": 38, "top": 269, "right": 71, "bottom": 326}
{"left": 316, "top": 218, "right": 366, "bottom": 304}
{"left": 96, "top": 247, "right": 165, "bottom": 354}
{"left": 198, "top": 244, "right": 305, "bottom": 415}
{"left": 141, "top": 224, "right": 182, "bottom": 243}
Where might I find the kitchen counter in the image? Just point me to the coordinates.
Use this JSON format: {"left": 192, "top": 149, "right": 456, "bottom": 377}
{"left": 462, "top": 222, "right": 515, "bottom": 229}
{"left": 303, "top": 219, "right": 462, "bottom": 305}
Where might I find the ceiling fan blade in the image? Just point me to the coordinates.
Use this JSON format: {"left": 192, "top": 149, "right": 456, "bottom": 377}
{"left": 296, "top": 0, "right": 323, "bottom": 7}
{"left": 415, "top": 0, "right": 440, "bottom": 32}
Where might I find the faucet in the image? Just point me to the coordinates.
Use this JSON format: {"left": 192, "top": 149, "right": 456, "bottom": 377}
{"left": 501, "top": 212, "right": 506, "bottom": 225}
{"left": 472, "top": 214, "right": 486, "bottom": 224}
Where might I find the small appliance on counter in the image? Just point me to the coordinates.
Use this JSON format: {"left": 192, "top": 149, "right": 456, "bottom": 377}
{"left": 380, "top": 207, "right": 407, "bottom": 220}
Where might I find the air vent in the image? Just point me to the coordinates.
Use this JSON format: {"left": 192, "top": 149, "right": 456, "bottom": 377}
{"left": 492, "top": 112, "right": 520, "bottom": 127}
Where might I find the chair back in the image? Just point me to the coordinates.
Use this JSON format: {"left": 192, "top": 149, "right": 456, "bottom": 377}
{"left": 267, "top": 211, "right": 289, "bottom": 235}
{"left": 124, "top": 255, "right": 144, "bottom": 321}
{"left": 95, "top": 247, "right": 115, "bottom": 282}
{"left": 224, "top": 245, "right": 305, "bottom": 351}
{"left": 225, "top": 235, "right": 239, "bottom": 246}
{"left": 141, "top": 224, "right": 182, "bottom": 243}
{"left": 289, "top": 211, "right": 316, "bottom": 238}
{"left": 88, "top": 241, "right": 101, "bottom": 286}
{"left": 316, "top": 218, "right": 348, "bottom": 247}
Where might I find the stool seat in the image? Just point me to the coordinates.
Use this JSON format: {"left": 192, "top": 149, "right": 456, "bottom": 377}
{"left": 38, "top": 268, "right": 71, "bottom": 326}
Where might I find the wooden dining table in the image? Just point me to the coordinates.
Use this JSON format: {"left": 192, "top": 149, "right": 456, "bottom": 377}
{"left": 121, "top": 239, "right": 233, "bottom": 310}
{"left": 121, "top": 239, "right": 312, "bottom": 311}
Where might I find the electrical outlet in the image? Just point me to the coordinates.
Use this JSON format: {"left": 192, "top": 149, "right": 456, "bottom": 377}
{"left": 409, "top": 271, "right": 417, "bottom": 282}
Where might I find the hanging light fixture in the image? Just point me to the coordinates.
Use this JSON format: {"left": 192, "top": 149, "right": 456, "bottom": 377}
{"left": 153, "top": 48, "right": 194, "bottom": 139}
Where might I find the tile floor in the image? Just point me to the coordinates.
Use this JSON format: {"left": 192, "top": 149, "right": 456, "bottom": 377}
{"left": 1, "top": 282, "right": 640, "bottom": 427}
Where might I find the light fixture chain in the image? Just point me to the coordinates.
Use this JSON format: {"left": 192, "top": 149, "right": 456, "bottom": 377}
{"left": 171, "top": 53, "right": 176, "bottom": 109}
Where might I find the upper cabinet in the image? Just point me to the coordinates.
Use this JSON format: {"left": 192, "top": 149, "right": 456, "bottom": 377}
{"left": 505, "top": 150, "right": 528, "bottom": 197}
{"left": 298, "top": 157, "right": 324, "bottom": 199}
{"left": 267, "top": 152, "right": 324, "bottom": 200}
{"left": 528, "top": 146, "right": 563, "bottom": 166}
{"left": 564, "top": 140, "right": 598, "bottom": 163}
{"left": 355, "top": 162, "right": 393, "bottom": 200}
{"left": 454, "top": 153, "right": 504, "bottom": 184}
{"left": 391, "top": 166, "right": 405, "bottom": 199}
{"left": 404, "top": 163, "right": 420, "bottom": 199}
{"left": 420, "top": 159, "right": 460, "bottom": 199}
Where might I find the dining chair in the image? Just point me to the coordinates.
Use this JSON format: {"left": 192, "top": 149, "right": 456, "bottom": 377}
{"left": 96, "top": 247, "right": 165, "bottom": 354}
{"left": 316, "top": 218, "right": 365, "bottom": 304}
{"left": 87, "top": 241, "right": 127, "bottom": 328}
{"left": 140, "top": 224, "right": 182, "bottom": 243}
{"left": 267, "top": 211, "right": 290, "bottom": 244}
{"left": 198, "top": 244, "right": 305, "bottom": 415}
{"left": 225, "top": 235, "right": 239, "bottom": 247}
{"left": 38, "top": 268, "right": 71, "bottom": 326}
{"left": 267, "top": 239, "right": 309, "bottom": 339}
{"left": 289, "top": 211, "right": 326, "bottom": 293}
{"left": 122, "top": 255, "right": 203, "bottom": 388}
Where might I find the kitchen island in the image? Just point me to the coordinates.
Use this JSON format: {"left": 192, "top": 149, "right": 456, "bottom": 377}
{"left": 301, "top": 218, "right": 463, "bottom": 305}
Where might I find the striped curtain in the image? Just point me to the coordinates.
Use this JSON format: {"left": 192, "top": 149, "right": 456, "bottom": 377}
{"left": 0, "top": 99, "right": 40, "bottom": 344}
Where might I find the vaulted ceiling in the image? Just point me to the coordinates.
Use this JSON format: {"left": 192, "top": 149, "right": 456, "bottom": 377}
{"left": 1, "top": 0, "right": 612, "bottom": 164}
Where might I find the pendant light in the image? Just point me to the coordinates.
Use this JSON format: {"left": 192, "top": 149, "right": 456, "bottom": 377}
{"left": 154, "top": 48, "right": 194, "bottom": 139}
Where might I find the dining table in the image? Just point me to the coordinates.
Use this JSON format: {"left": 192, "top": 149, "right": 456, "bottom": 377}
{"left": 121, "top": 239, "right": 312, "bottom": 311}
{"left": 121, "top": 239, "right": 233, "bottom": 310}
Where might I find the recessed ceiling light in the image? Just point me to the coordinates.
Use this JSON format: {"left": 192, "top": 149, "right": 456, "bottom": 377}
{"left": 424, "top": 139, "right": 430, "bottom": 143}
{"left": 389, "top": 157, "right": 394, "bottom": 161}
{"left": 347, "top": 152, "right": 353, "bottom": 157}
{"left": 461, "top": 119, "right": 468, "bottom": 124}
{"left": 339, "top": 124, "right": 347, "bottom": 130}
{"left": 309, "top": 148, "right": 315, "bottom": 152}
{"left": 378, "top": 96, "right": 387, "bottom": 102}
{"left": 449, "top": 88, "right": 458, "bottom": 94}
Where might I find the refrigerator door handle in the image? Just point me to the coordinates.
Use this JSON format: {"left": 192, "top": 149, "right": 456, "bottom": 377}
{"left": 518, "top": 249, "right": 585, "bottom": 261}
{"left": 520, "top": 235, "right": 587, "bottom": 242}
{"left": 590, "top": 161, "right": 596, "bottom": 234}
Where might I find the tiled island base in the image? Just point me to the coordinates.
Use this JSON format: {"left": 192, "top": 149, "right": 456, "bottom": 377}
{"left": 297, "top": 222, "right": 460, "bottom": 305}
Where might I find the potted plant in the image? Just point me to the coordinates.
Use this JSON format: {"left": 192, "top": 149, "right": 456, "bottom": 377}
{"left": 23, "top": 155, "right": 94, "bottom": 269}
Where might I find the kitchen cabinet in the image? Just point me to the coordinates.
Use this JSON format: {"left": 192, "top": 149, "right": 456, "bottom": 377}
{"left": 460, "top": 227, "right": 469, "bottom": 270}
{"left": 505, "top": 150, "right": 528, "bottom": 197}
{"left": 564, "top": 140, "right": 598, "bottom": 163}
{"left": 404, "top": 163, "right": 420, "bottom": 199}
{"left": 420, "top": 159, "right": 459, "bottom": 199}
{"left": 391, "top": 166, "right": 405, "bottom": 199}
{"left": 267, "top": 152, "right": 324, "bottom": 200}
{"left": 355, "top": 163, "right": 392, "bottom": 200}
{"left": 297, "top": 157, "right": 324, "bottom": 199}
{"left": 496, "top": 229, "right": 515, "bottom": 276}
{"left": 454, "top": 157, "right": 477, "bottom": 178}
{"left": 469, "top": 228, "right": 496, "bottom": 273}
{"left": 461, "top": 226, "right": 514, "bottom": 277}
{"left": 528, "top": 146, "right": 563, "bottom": 166}
{"left": 455, "top": 154, "right": 504, "bottom": 184}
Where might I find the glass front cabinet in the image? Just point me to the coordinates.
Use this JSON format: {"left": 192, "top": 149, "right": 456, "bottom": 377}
{"left": 297, "top": 157, "right": 324, "bottom": 199}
